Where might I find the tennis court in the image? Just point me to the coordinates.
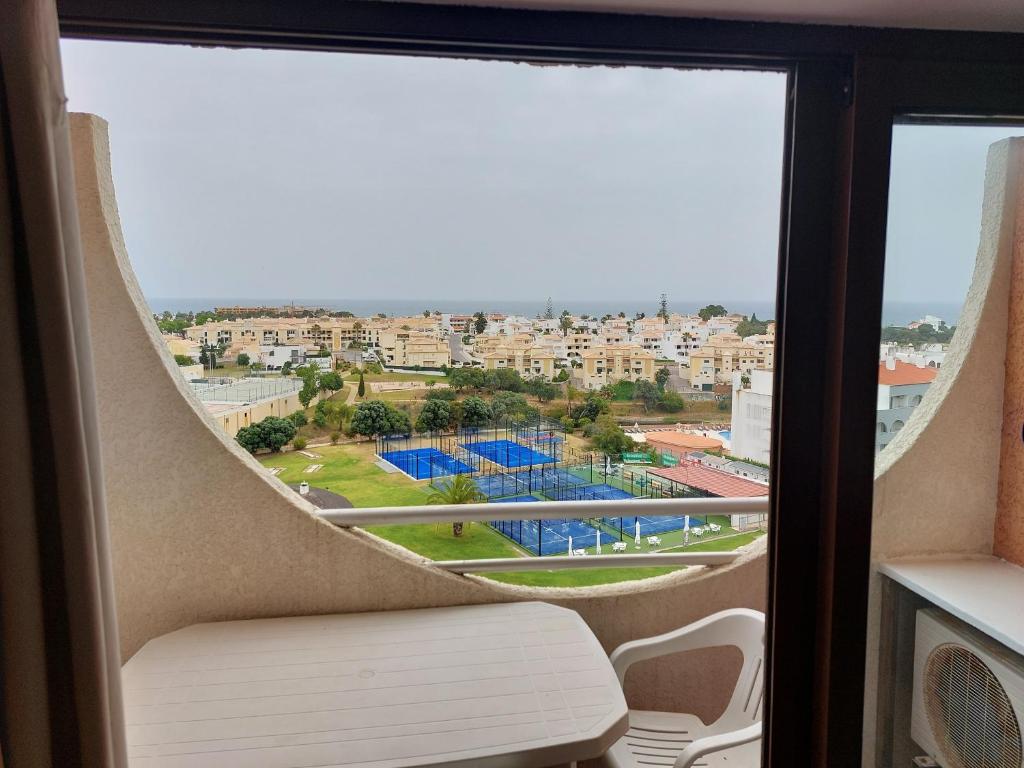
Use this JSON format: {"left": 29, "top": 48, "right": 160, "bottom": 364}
{"left": 489, "top": 494, "right": 542, "bottom": 504}
{"left": 379, "top": 448, "right": 474, "bottom": 480}
{"left": 600, "top": 514, "right": 706, "bottom": 536}
{"left": 490, "top": 517, "right": 601, "bottom": 555}
{"left": 461, "top": 439, "right": 556, "bottom": 468}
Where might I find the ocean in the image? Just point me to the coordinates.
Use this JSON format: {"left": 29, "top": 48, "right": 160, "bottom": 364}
{"left": 146, "top": 297, "right": 963, "bottom": 327}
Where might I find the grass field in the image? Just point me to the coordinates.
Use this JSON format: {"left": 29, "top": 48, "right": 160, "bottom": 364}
{"left": 257, "top": 441, "right": 763, "bottom": 587}
{"left": 259, "top": 443, "right": 430, "bottom": 507}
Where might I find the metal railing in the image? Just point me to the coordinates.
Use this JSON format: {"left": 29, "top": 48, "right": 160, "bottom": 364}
{"left": 319, "top": 496, "right": 768, "bottom": 574}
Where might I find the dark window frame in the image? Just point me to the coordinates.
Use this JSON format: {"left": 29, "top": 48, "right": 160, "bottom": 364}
{"left": 54, "top": 3, "right": 1024, "bottom": 765}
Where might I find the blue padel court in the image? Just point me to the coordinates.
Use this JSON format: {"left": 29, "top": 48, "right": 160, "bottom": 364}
{"left": 379, "top": 448, "right": 474, "bottom": 480}
{"left": 600, "top": 514, "right": 707, "bottom": 536}
{"left": 490, "top": 517, "right": 601, "bottom": 555}
{"left": 489, "top": 495, "right": 542, "bottom": 504}
{"left": 461, "top": 439, "right": 556, "bottom": 468}
{"left": 544, "top": 483, "right": 634, "bottom": 502}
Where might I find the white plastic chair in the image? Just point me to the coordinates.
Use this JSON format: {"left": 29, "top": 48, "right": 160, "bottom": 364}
{"left": 709, "top": 523, "right": 722, "bottom": 534}
{"left": 596, "top": 608, "right": 765, "bottom": 768}
{"left": 692, "top": 527, "right": 705, "bottom": 538}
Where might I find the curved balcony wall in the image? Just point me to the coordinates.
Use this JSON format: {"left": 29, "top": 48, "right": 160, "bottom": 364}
{"left": 862, "top": 137, "right": 1024, "bottom": 761}
{"left": 70, "top": 112, "right": 766, "bottom": 721}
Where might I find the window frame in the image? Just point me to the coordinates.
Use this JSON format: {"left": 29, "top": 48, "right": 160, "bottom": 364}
{"left": 53, "top": 3, "right": 1024, "bottom": 765}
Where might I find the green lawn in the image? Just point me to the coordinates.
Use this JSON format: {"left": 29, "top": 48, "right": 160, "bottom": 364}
{"left": 258, "top": 443, "right": 430, "bottom": 507}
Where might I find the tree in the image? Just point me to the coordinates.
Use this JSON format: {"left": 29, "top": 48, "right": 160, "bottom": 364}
{"left": 565, "top": 383, "right": 580, "bottom": 415}
{"left": 198, "top": 346, "right": 209, "bottom": 368}
{"left": 357, "top": 371, "right": 366, "bottom": 398}
{"left": 591, "top": 415, "right": 633, "bottom": 456}
{"left": 736, "top": 313, "right": 771, "bottom": 339}
{"left": 416, "top": 399, "right": 453, "bottom": 433}
{"left": 461, "top": 396, "right": 492, "bottom": 427}
{"left": 490, "top": 392, "right": 533, "bottom": 423}
{"left": 299, "top": 368, "right": 319, "bottom": 409}
{"left": 575, "top": 395, "right": 609, "bottom": 422}
{"left": 559, "top": 312, "right": 574, "bottom": 336}
{"left": 426, "top": 474, "right": 485, "bottom": 537}
{"left": 554, "top": 369, "right": 570, "bottom": 382}
{"left": 698, "top": 304, "right": 728, "bottom": 322}
{"left": 236, "top": 353, "right": 250, "bottom": 367}
{"left": 235, "top": 416, "right": 296, "bottom": 454}
{"left": 473, "top": 311, "right": 488, "bottom": 334}
{"left": 318, "top": 371, "right": 343, "bottom": 392}
{"left": 657, "top": 293, "right": 669, "bottom": 321}
{"left": 482, "top": 367, "right": 523, "bottom": 393}
{"left": 544, "top": 297, "right": 554, "bottom": 320}
{"left": 655, "top": 366, "right": 670, "bottom": 391}
{"left": 281, "top": 360, "right": 292, "bottom": 376}
{"left": 524, "top": 378, "right": 559, "bottom": 402}
{"left": 634, "top": 379, "right": 660, "bottom": 411}
{"left": 351, "top": 400, "right": 411, "bottom": 437}
{"left": 313, "top": 400, "right": 334, "bottom": 428}
{"left": 423, "top": 309, "right": 431, "bottom": 318}
{"left": 425, "top": 388, "right": 458, "bottom": 401}
{"left": 288, "top": 410, "right": 308, "bottom": 427}
{"left": 173, "top": 354, "right": 195, "bottom": 366}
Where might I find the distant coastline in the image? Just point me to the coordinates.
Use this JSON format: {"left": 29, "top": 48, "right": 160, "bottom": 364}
{"left": 145, "top": 297, "right": 963, "bottom": 328}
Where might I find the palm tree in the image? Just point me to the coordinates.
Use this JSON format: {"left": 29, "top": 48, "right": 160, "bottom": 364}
{"left": 427, "top": 474, "right": 485, "bottom": 537}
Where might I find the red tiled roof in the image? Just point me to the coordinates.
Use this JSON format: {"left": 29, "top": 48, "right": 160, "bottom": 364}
{"left": 643, "top": 432, "right": 724, "bottom": 451}
{"left": 648, "top": 462, "right": 769, "bottom": 498}
{"left": 878, "top": 360, "right": 939, "bottom": 386}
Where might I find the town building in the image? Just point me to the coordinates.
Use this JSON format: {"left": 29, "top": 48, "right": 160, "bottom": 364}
{"left": 876, "top": 358, "right": 939, "bottom": 453}
{"left": 688, "top": 332, "right": 775, "bottom": 390}
{"left": 481, "top": 340, "right": 556, "bottom": 379}
{"left": 576, "top": 344, "right": 655, "bottom": 389}
{"left": 730, "top": 369, "right": 773, "bottom": 465}
{"left": 190, "top": 377, "right": 317, "bottom": 438}
{"left": 376, "top": 329, "right": 450, "bottom": 368}
{"left": 635, "top": 429, "right": 724, "bottom": 459}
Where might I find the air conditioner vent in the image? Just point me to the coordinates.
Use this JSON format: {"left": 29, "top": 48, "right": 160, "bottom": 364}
{"left": 924, "top": 642, "right": 1023, "bottom": 768}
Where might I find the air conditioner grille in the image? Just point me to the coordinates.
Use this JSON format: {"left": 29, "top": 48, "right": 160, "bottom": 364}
{"left": 924, "top": 642, "right": 1023, "bottom": 768}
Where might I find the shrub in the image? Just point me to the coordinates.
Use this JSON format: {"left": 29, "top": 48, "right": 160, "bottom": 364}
{"left": 330, "top": 432, "right": 340, "bottom": 445}
{"left": 288, "top": 410, "right": 308, "bottom": 427}
{"left": 293, "top": 436, "right": 308, "bottom": 451}
{"left": 658, "top": 391, "right": 685, "bottom": 413}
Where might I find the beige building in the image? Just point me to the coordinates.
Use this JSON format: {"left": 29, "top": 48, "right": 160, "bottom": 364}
{"left": 577, "top": 344, "right": 655, "bottom": 390}
{"left": 191, "top": 378, "right": 318, "bottom": 438}
{"left": 689, "top": 332, "right": 775, "bottom": 390}
{"left": 163, "top": 334, "right": 202, "bottom": 360}
{"left": 481, "top": 339, "right": 556, "bottom": 379}
{"left": 377, "top": 329, "right": 450, "bottom": 368}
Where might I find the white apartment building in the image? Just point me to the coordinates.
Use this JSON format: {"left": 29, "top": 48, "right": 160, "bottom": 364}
{"left": 730, "top": 369, "right": 773, "bottom": 465}
{"left": 876, "top": 358, "right": 938, "bottom": 453}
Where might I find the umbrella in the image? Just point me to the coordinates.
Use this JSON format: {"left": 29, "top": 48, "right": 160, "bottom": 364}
{"left": 568, "top": 535, "right": 574, "bottom": 556}
{"left": 596, "top": 529, "right": 602, "bottom": 555}
{"left": 634, "top": 519, "right": 641, "bottom": 545}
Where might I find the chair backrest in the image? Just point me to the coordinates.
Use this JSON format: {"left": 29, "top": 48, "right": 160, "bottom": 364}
{"left": 714, "top": 609, "right": 766, "bottom": 734}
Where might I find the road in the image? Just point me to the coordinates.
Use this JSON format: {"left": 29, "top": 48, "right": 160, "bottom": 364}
{"left": 448, "top": 334, "right": 474, "bottom": 365}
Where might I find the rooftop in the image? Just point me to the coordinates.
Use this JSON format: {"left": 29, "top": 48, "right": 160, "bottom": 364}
{"left": 643, "top": 431, "right": 725, "bottom": 451}
{"left": 649, "top": 461, "right": 771, "bottom": 498}
{"left": 878, "top": 359, "right": 939, "bottom": 386}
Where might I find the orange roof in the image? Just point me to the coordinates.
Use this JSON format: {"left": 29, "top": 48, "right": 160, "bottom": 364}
{"left": 878, "top": 360, "right": 938, "bottom": 386}
{"left": 643, "top": 431, "right": 724, "bottom": 451}
{"left": 649, "top": 461, "right": 769, "bottom": 498}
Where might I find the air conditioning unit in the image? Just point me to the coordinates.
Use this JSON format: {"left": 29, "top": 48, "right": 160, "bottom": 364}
{"left": 912, "top": 608, "right": 1024, "bottom": 768}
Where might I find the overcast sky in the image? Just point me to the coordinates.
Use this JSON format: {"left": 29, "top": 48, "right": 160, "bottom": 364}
{"left": 60, "top": 39, "right": 1021, "bottom": 309}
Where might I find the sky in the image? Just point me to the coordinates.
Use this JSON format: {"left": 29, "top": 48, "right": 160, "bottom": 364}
{"left": 59, "top": 39, "right": 1023, "bottom": 311}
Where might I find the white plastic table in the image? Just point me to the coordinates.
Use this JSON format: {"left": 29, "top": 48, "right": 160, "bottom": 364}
{"left": 122, "top": 602, "right": 628, "bottom": 768}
